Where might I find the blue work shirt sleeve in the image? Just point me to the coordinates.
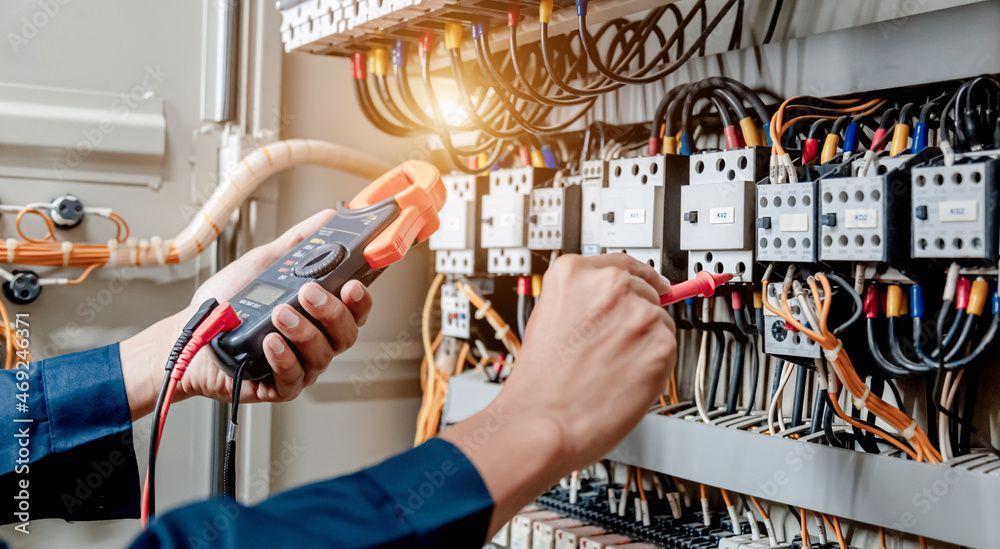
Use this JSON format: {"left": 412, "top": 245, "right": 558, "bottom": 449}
{"left": 0, "top": 343, "right": 139, "bottom": 524}
{"left": 132, "top": 437, "right": 494, "bottom": 548}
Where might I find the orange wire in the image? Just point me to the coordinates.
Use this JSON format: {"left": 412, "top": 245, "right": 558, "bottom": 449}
{"left": 831, "top": 517, "right": 846, "bottom": 549}
{"left": 15, "top": 208, "right": 57, "bottom": 243}
{"left": 800, "top": 508, "right": 810, "bottom": 547}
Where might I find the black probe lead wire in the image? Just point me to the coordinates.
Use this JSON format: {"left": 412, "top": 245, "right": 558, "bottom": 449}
{"left": 223, "top": 361, "right": 249, "bottom": 499}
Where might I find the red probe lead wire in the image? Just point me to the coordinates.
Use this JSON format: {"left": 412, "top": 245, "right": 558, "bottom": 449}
{"left": 660, "top": 272, "right": 734, "bottom": 307}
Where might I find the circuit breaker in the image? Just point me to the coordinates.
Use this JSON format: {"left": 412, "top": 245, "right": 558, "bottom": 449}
{"left": 527, "top": 186, "right": 582, "bottom": 252}
{"left": 755, "top": 182, "right": 818, "bottom": 263}
{"left": 761, "top": 283, "right": 822, "bottom": 359}
{"left": 680, "top": 148, "right": 767, "bottom": 279}
{"left": 430, "top": 174, "right": 487, "bottom": 275}
{"left": 579, "top": 160, "right": 608, "bottom": 256}
{"left": 910, "top": 158, "right": 998, "bottom": 260}
{"left": 599, "top": 155, "right": 687, "bottom": 277}
{"left": 482, "top": 167, "right": 554, "bottom": 275}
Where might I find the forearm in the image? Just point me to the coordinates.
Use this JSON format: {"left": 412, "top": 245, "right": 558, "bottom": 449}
{"left": 440, "top": 394, "right": 566, "bottom": 537}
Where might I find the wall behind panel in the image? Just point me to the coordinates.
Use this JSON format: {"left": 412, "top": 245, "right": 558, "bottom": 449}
{"left": 265, "top": 51, "right": 431, "bottom": 493}
{"left": 0, "top": 1, "right": 219, "bottom": 546}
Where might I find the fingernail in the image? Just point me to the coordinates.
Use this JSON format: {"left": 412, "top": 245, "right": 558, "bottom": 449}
{"left": 276, "top": 307, "right": 300, "bottom": 328}
{"left": 348, "top": 282, "right": 365, "bottom": 302}
{"left": 267, "top": 336, "right": 286, "bottom": 354}
{"left": 302, "top": 283, "right": 328, "bottom": 307}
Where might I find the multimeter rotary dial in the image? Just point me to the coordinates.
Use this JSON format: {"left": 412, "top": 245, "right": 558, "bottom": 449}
{"left": 292, "top": 243, "right": 348, "bottom": 279}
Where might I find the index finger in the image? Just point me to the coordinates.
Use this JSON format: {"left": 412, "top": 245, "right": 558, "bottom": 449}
{"left": 582, "top": 252, "right": 672, "bottom": 295}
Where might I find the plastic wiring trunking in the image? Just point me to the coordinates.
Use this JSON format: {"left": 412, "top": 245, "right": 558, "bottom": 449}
{"left": 482, "top": 167, "right": 555, "bottom": 275}
{"left": 910, "top": 158, "right": 998, "bottom": 260}
{"left": 680, "top": 147, "right": 768, "bottom": 280}
{"left": 755, "top": 181, "right": 819, "bottom": 263}
{"left": 430, "top": 173, "right": 488, "bottom": 275}
{"left": 598, "top": 155, "right": 687, "bottom": 278}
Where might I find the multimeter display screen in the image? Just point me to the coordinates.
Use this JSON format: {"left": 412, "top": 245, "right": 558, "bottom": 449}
{"left": 244, "top": 282, "right": 286, "bottom": 306}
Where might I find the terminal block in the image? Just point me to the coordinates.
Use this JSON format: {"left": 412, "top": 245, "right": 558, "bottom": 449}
{"left": 579, "top": 160, "right": 608, "bottom": 256}
{"left": 440, "top": 281, "right": 471, "bottom": 339}
{"left": 755, "top": 182, "right": 819, "bottom": 263}
{"left": 911, "top": 159, "right": 998, "bottom": 261}
{"left": 430, "top": 174, "right": 487, "bottom": 275}
{"left": 762, "top": 283, "right": 822, "bottom": 359}
{"left": 599, "top": 155, "right": 687, "bottom": 278}
{"left": 680, "top": 147, "right": 768, "bottom": 279}
{"left": 482, "top": 167, "right": 555, "bottom": 275}
{"left": 527, "top": 186, "right": 582, "bottom": 252}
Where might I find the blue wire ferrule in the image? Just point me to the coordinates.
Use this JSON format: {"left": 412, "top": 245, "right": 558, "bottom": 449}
{"left": 763, "top": 122, "right": 772, "bottom": 146}
{"left": 843, "top": 121, "right": 859, "bottom": 154}
{"left": 910, "top": 285, "right": 924, "bottom": 319}
{"left": 541, "top": 145, "right": 557, "bottom": 168}
{"left": 679, "top": 133, "right": 693, "bottom": 156}
{"left": 992, "top": 293, "right": 1000, "bottom": 316}
{"left": 576, "top": 0, "right": 588, "bottom": 16}
{"left": 912, "top": 121, "right": 928, "bottom": 153}
{"left": 472, "top": 22, "right": 484, "bottom": 40}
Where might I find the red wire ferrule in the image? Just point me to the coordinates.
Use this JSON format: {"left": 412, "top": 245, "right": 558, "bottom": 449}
{"left": 723, "top": 126, "right": 740, "bottom": 150}
{"left": 516, "top": 276, "right": 530, "bottom": 296}
{"left": 351, "top": 52, "right": 366, "bottom": 80}
{"left": 730, "top": 287, "right": 744, "bottom": 310}
{"left": 802, "top": 137, "right": 819, "bottom": 165}
{"left": 507, "top": 6, "right": 520, "bottom": 27}
{"left": 955, "top": 277, "right": 971, "bottom": 310}
{"left": 863, "top": 286, "right": 880, "bottom": 319}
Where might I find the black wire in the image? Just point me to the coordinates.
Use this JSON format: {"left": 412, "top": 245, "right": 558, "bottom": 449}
{"left": 763, "top": 0, "right": 784, "bottom": 44}
{"left": 790, "top": 365, "right": 807, "bottom": 427}
{"left": 223, "top": 361, "right": 249, "bottom": 499}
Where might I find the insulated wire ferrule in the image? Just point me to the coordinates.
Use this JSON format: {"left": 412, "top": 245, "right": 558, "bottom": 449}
{"left": 910, "top": 284, "right": 924, "bottom": 319}
{"left": 820, "top": 133, "right": 840, "bottom": 164}
{"left": 967, "top": 277, "right": 988, "bottom": 316}
{"left": 912, "top": 120, "right": 929, "bottom": 153}
{"left": 843, "top": 120, "right": 860, "bottom": 154}
{"left": 890, "top": 123, "right": 910, "bottom": 157}
{"left": 739, "top": 117, "right": 761, "bottom": 147}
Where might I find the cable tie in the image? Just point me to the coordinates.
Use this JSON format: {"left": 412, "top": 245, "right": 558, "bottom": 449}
{"left": 150, "top": 236, "right": 167, "bottom": 266}
{"left": 494, "top": 325, "right": 510, "bottom": 340}
{"left": 61, "top": 241, "right": 73, "bottom": 267}
{"left": 474, "top": 299, "right": 493, "bottom": 320}
{"left": 106, "top": 238, "right": 120, "bottom": 266}
{"left": 5, "top": 239, "right": 16, "bottom": 264}
{"left": 138, "top": 239, "right": 151, "bottom": 268}
{"left": 126, "top": 237, "right": 139, "bottom": 266}
{"left": 823, "top": 341, "right": 843, "bottom": 363}
{"left": 852, "top": 386, "right": 871, "bottom": 411}
{"left": 901, "top": 420, "right": 918, "bottom": 440}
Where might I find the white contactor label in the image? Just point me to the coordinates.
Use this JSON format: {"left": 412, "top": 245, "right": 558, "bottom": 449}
{"left": 939, "top": 200, "right": 978, "bottom": 222}
{"left": 623, "top": 208, "right": 646, "bottom": 224}
{"left": 779, "top": 213, "right": 809, "bottom": 232}
{"left": 844, "top": 208, "right": 878, "bottom": 228}
{"left": 710, "top": 207, "right": 736, "bottom": 224}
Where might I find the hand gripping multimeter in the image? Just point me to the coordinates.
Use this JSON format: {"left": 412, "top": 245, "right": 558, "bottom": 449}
{"left": 210, "top": 160, "right": 445, "bottom": 380}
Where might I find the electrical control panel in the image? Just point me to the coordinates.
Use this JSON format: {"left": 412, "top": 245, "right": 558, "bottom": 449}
{"left": 482, "top": 167, "right": 554, "bottom": 275}
{"left": 910, "top": 159, "right": 999, "bottom": 260}
{"left": 761, "top": 283, "right": 822, "bottom": 359}
{"left": 527, "top": 186, "right": 582, "bottom": 252}
{"left": 680, "top": 148, "right": 767, "bottom": 279}
{"left": 430, "top": 174, "right": 487, "bottom": 275}
{"left": 755, "top": 182, "right": 819, "bottom": 263}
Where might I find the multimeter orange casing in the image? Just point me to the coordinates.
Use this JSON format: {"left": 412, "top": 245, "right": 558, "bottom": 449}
{"left": 211, "top": 161, "right": 445, "bottom": 380}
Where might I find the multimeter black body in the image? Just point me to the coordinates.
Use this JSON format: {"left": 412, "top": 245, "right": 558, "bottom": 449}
{"left": 211, "top": 199, "right": 399, "bottom": 380}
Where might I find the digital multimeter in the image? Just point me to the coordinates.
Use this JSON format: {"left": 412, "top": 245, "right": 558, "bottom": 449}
{"left": 211, "top": 160, "right": 445, "bottom": 380}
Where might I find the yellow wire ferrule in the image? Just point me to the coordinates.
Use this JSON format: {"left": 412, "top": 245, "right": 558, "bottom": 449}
{"left": 371, "top": 47, "right": 389, "bottom": 77}
{"left": 890, "top": 123, "right": 910, "bottom": 157}
{"left": 752, "top": 290, "right": 763, "bottom": 309}
{"left": 662, "top": 136, "right": 678, "bottom": 155}
{"left": 530, "top": 148, "right": 545, "bottom": 168}
{"left": 444, "top": 22, "right": 462, "bottom": 50}
{"left": 539, "top": 0, "right": 554, "bottom": 24}
{"left": 739, "top": 117, "right": 760, "bottom": 147}
{"left": 531, "top": 274, "right": 542, "bottom": 297}
{"left": 886, "top": 285, "right": 903, "bottom": 318}
{"left": 968, "top": 277, "right": 989, "bottom": 316}
{"left": 820, "top": 133, "right": 840, "bottom": 164}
